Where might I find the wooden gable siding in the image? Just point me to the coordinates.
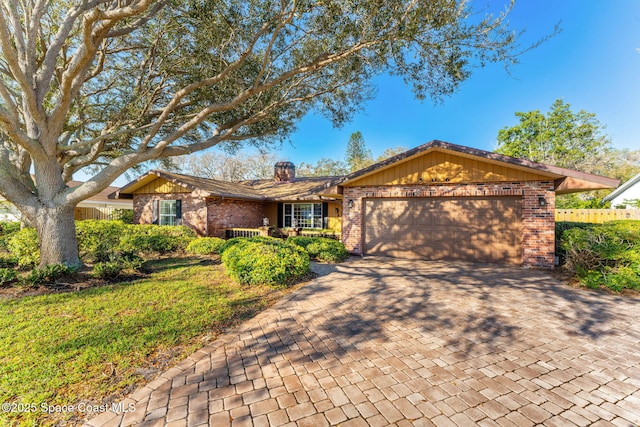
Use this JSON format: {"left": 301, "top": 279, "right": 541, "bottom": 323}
{"left": 132, "top": 177, "right": 191, "bottom": 194}
{"left": 346, "top": 151, "right": 551, "bottom": 186}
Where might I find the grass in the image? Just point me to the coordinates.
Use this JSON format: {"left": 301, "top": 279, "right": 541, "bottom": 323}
{"left": 0, "top": 256, "right": 287, "bottom": 426}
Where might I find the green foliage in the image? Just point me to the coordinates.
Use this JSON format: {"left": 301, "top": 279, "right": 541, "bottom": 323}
{"left": 22, "top": 264, "right": 78, "bottom": 287}
{"left": 221, "top": 239, "right": 310, "bottom": 286}
{"left": 288, "top": 236, "right": 349, "bottom": 263}
{"left": 346, "top": 131, "right": 374, "bottom": 172}
{"left": 297, "top": 158, "right": 349, "bottom": 177}
{"left": 0, "top": 257, "right": 278, "bottom": 426}
{"left": 0, "top": 221, "right": 20, "bottom": 251}
{"left": 560, "top": 221, "right": 640, "bottom": 291}
{"left": 186, "top": 237, "right": 226, "bottom": 255}
{"left": 0, "top": 253, "right": 17, "bottom": 268}
{"left": 110, "top": 209, "right": 134, "bottom": 223}
{"left": 218, "top": 236, "right": 280, "bottom": 254}
{"left": 76, "top": 220, "right": 126, "bottom": 262}
{"left": 0, "top": 221, "right": 20, "bottom": 236}
{"left": 496, "top": 99, "right": 640, "bottom": 208}
{"left": 620, "top": 199, "right": 640, "bottom": 209}
{"left": 93, "top": 251, "right": 145, "bottom": 280}
{"left": 7, "top": 228, "right": 40, "bottom": 267}
{"left": 377, "top": 146, "right": 409, "bottom": 162}
{"left": 496, "top": 99, "right": 612, "bottom": 171}
{"left": 92, "top": 261, "right": 122, "bottom": 280}
{"left": 0, "top": 268, "right": 17, "bottom": 286}
{"left": 118, "top": 225, "right": 196, "bottom": 255}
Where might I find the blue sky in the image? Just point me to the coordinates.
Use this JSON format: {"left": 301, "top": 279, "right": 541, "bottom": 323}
{"left": 267, "top": 0, "right": 640, "bottom": 165}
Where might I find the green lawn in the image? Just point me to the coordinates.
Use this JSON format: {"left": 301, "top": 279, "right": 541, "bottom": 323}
{"left": 0, "top": 257, "right": 285, "bottom": 426}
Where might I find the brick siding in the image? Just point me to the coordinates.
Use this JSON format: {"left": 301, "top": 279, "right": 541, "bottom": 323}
{"left": 342, "top": 181, "right": 556, "bottom": 269}
{"left": 133, "top": 193, "right": 208, "bottom": 235}
{"left": 206, "top": 199, "right": 265, "bottom": 238}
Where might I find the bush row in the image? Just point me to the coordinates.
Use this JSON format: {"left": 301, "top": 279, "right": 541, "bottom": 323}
{"left": 4, "top": 220, "right": 196, "bottom": 268}
{"left": 220, "top": 237, "right": 310, "bottom": 286}
{"left": 1, "top": 221, "right": 349, "bottom": 287}
{"left": 558, "top": 220, "right": 640, "bottom": 291}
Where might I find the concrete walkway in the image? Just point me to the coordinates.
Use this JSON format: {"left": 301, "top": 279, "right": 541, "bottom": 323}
{"left": 84, "top": 257, "right": 640, "bottom": 427}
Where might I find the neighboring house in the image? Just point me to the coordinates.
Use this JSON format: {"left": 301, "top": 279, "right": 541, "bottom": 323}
{"left": 112, "top": 140, "right": 618, "bottom": 268}
{"left": 602, "top": 172, "right": 640, "bottom": 209}
{"left": 0, "top": 182, "right": 133, "bottom": 222}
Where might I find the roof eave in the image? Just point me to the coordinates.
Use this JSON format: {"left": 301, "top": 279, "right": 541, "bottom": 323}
{"left": 340, "top": 140, "right": 620, "bottom": 192}
{"left": 602, "top": 172, "right": 640, "bottom": 202}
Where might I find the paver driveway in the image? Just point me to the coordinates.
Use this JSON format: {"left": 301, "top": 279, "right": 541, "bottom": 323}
{"left": 85, "top": 257, "right": 640, "bottom": 427}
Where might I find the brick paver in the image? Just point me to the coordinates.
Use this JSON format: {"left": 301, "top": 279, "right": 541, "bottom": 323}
{"left": 83, "top": 258, "right": 640, "bottom": 426}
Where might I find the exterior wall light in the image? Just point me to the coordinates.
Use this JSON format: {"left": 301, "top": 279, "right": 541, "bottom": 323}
{"left": 348, "top": 199, "right": 355, "bottom": 209}
{"left": 262, "top": 217, "right": 269, "bottom": 226}
{"left": 539, "top": 197, "right": 547, "bottom": 207}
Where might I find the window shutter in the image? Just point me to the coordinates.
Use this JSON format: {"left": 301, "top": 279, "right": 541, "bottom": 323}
{"left": 152, "top": 200, "right": 159, "bottom": 224}
{"left": 322, "top": 202, "right": 329, "bottom": 229}
{"left": 277, "top": 203, "right": 283, "bottom": 228}
{"left": 175, "top": 200, "right": 182, "bottom": 223}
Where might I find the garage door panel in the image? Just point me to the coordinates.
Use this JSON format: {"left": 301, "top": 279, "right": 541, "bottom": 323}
{"left": 364, "top": 197, "right": 522, "bottom": 265}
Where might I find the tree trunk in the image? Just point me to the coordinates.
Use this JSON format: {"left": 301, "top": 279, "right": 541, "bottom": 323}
{"left": 33, "top": 205, "right": 81, "bottom": 268}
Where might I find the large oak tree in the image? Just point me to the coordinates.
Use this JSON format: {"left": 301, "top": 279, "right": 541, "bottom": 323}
{"left": 1, "top": 0, "right": 524, "bottom": 267}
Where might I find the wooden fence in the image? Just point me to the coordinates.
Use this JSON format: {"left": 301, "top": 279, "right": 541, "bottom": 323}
{"left": 555, "top": 209, "right": 640, "bottom": 223}
{"left": 74, "top": 207, "right": 132, "bottom": 221}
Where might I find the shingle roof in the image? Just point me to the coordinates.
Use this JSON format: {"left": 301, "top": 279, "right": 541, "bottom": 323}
{"left": 112, "top": 140, "right": 619, "bottom": 200}
{"left": 111, "top": 170, "right": 342, "bottom": 201}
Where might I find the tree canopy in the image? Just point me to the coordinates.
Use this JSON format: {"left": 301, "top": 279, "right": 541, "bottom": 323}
{"left": 0, "top": 0, "right": 525, "bottom": 266}
{"left": 495, "top": 99, "right": 640, "bottom": 208}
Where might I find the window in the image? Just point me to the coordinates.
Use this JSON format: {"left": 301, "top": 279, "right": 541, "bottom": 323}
{"left": 283, "top": 203, "right": 323, "bottom": 228}
{"left": 154, "top": 199, "right": 182, "bottom": 225}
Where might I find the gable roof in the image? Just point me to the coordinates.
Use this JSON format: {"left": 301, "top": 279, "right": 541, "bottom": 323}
{"left": 602, "top": 171, "right": 640, "bottom": 203}
{"left": 112, "top": 140, "right": 620, "bottom": 201}
{"left": 340, "top": 140, "right": 620, "bottom": 194}
{"left": 111, "top": 170, "right": 343, "bottom": 201}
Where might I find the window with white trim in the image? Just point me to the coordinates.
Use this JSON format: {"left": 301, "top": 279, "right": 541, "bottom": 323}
{"left": 283, "top": 203, "right": 323, "bottom": 228}
{"left": 158, "top": 200, "right": 182, "bottom": 225}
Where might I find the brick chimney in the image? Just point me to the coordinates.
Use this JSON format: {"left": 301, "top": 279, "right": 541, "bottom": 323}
{"left": 274, "top": 162, "right": 296, "bottom": 183}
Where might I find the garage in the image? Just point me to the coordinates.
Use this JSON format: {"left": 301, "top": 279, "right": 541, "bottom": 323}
{"left": 364, "top": 197, "right": 523, "bottom": 264}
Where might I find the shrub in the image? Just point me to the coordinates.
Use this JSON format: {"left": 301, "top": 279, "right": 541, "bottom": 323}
{"left": 92, "top": 261, "right": 122, "bottom": 280}
{"left": 92, "top": 252, "right": 144, "bottom": 280}
{"left": 76, "top": 220, "right": 125, "bottom": 262}
{"left": 0, "top": 221, "right": 21, "bottom": 251}
{"left": 221, "top": 239, "right": 309, "bottom": 286}
{"left": 186, "top": 237, "right": 226, "bottom": 255}
{"left": 22, "top": 264, "right": 77, "bottom": 287}
{"left": 0, "top": 221, "right": 20, "bottom": 236}
{"left": 110, "top": 208, "right": 134, "bottom": 223}
{"left": 7, "top": 227, "right": 39, "bottom": 267}
{"left": 218, "top": 236, "right": 280, "bottom": 254}
{"left": 0, "top": 267, "right": 17, "bottom": 286}
{"left": 561, "top": 220, "right": 640, "bottom": 291}
{"left": 118, "top": 224, "right": 196, "bottom": 255}
{"left": 288, "top": 236, "right": 349, "bottom": 263}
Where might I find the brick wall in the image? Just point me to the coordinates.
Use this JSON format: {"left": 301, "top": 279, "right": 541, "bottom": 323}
{"left": 342, "top": 181, "right": 556, "bottom": 269}
{"left": 133, "top": 193, "right": 208, "bottom": 236}
{"left": 207, "top": 199, "right": 265, "bottom": 238}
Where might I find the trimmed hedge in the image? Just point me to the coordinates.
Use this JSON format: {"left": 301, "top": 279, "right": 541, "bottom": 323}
{"left": 218, "top": 236, "right": 280, "bottom": 254}
{"left": 560, "top": 220, "right": 640, "bottom": 291}
{"left": 288, "top": 236, "right": 349, "bottom": 263}
{"left": 186, "top": 237, "right": 226, "bottom": 255}
{"left": 221, "top": 238, "right": 309, "bottom": 286}
{"left": 76, "top": 220, "right": 125, "bottom": 262}
{"left": 117, "top": 224, "right": 196, "bottom": 255}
